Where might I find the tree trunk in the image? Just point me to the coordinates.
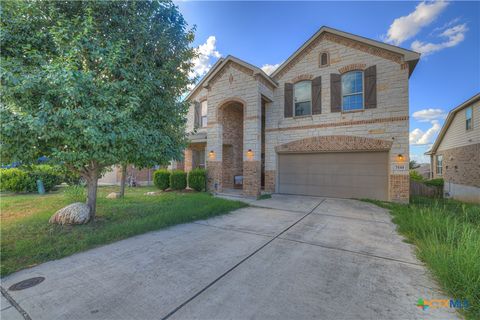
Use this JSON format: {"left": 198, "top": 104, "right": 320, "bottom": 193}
{"left": 85, "top": 167, "right": 100, "bottom": 221}
{"left": 119, "top": 164, "right": 127, "bottom": 198}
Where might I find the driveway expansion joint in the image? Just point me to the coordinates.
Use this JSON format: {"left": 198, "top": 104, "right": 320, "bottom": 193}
{"left": 161, "top": 199, "right": 326, "bottom": 320}
{"left": 1, "top": 286, "right": 31, "bottom": 320}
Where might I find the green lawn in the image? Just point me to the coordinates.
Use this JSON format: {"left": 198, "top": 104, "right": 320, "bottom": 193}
{"left": 364, "top": 196, "right": 480, "bottom": 319}
{"left": 0, "top": 186, "right": 247, "bottom": 277}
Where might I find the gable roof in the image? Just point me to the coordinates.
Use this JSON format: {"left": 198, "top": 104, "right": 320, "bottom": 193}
{"left": 185, "top": 55, "right": 277, "bottom": 101}
{"left": 271, "top": 26, "right": 420, "bottom": 78}
{"left": 426, "top": 93, "right": 480, "bottom": 155}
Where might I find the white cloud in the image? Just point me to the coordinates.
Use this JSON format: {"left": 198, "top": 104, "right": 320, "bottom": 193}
{"left": 411, "top": 23, "right": 468, "bottom": 55}
{"left": 190, "top": 36, "right": 222, "bottom": 79}
{"left": 412, "top": 108, "right": 447, "bottom": 122}
{"left": 409, "top": 120, "right": 441, "bottom": 145}
{"left": 384, "top": 1, "right": 448, "bottom": 45}
{"left": 261, "top": 63, "right": 281, "bottom": 75}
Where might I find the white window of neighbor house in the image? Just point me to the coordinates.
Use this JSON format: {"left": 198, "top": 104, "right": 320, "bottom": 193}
{"left": 466, "top": 106, "right": 473, "bottom": 130}
{"left": 342, "top": 71, "right": 364, "bottom": 111}
{"left": 201, "top": 100, "right": 208, "bottom": 127}
{"left": 294, "top": 81, "right": 312, "bottom": 116}
{"left": 436, "top": 155, "right": 443, "bottom": 176}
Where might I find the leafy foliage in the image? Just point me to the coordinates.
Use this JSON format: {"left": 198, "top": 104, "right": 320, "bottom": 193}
{"left": 424, "top": 178, "right": 444, "bottom": 187}
{"left": 409, "top": 170, "right": 424, "bottom": 181}
{"left": 1, "top": 1, "right": 196, "bottom": 215}
{"left": 170, "top": 170, "right": 187, "bottom": 190}
{"left": 188, "top": 168, "right": 206, "bottom": 191}
{"left": 153, "top": 169, "right": 171, "bottom": 190}
{"left": 0, "top": 166, "right": 62, "bottom": 192}
{"left": 64, "top": 185, "right": 86, "bottom": 203}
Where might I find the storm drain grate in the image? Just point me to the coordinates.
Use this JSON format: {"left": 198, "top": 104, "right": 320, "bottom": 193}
{"left": 8, "top": 277, "right": 45, "bottom": 291}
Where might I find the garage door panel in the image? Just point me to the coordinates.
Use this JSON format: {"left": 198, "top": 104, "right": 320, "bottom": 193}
{"left": 278, "top": 152, "right": 388, "bottom": 201}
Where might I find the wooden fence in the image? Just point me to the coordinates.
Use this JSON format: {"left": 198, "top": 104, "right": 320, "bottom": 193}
{"left": 410, "top": 180, "right": 443, "bottom": 198}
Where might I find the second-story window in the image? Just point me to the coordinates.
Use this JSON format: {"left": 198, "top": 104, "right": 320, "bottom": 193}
{"left": 294, "top": 81, "right": 312, "bottom": 116}
{"left": 201, "top": 100, "right": 208, "bottom": 127}
{"left": 342, "top": 71, "right": 363, "bottom": 111}
{"left": 466, "top": 106, "right": 473, "bottom": 130}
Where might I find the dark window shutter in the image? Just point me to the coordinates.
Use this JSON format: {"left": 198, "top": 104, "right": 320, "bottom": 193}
{"left": 330, "top": 74, "right": 341, "bottom": 112}
{"left": 194, "top": 101, "right": 200, "bottom": 129}
{"left": 312, "top": 76, "right": 322, "bottom": 115}
{"left": 284, "top": 83, "right": 293, "bottom": 118}
{"left": 364, "top": 65, "right": 377, "bottom": 109}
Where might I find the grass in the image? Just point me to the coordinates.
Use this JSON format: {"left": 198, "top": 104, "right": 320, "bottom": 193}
{"left": 0, "top": 186, "right": 247, "bottom": 277}
{"left": 363, "top": 196, "right": 480, "bottom": 319}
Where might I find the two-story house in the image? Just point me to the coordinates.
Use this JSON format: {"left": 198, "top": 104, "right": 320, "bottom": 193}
{"left": 183, "top": 26, "right": 420, "bottom": 202}
{"left": 426, "top": 93, "right": 480, "bottom": 203}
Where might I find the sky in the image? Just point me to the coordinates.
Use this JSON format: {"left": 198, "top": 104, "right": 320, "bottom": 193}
{"left": 176, "top": 1, "right": 480, "bottom": 163}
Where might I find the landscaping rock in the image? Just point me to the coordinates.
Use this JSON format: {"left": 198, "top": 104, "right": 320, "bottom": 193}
{"left": 49, "top": 202, "right": 90, "bottom": 225}
{"left": 144, "top": 191, "right": 160, "bottom": 196}
{"left": 106, "top": 192, "right": 121, "bottom": 199}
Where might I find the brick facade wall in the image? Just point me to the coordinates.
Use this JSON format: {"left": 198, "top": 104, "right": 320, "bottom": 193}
{"left": 389, "top": 174, "right": 409, "bottom": 203}
{"left": 264, "top": 170, "right": 276, "bottom": 192}
{"left": 221, "top": 103, "right": 243, "bottom": 188}
{"left": 243, "top": 161, "right": 261, "bottom": 197}
{"left": 434, "top": 143, "right": 480, "bottom": 188}
{"left": 207, "top": 160, "right": 222, "bottom": 192}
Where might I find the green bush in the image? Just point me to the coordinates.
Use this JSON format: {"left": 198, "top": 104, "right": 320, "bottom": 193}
{"left": 188, "top": 169, "right": 206, "bottom": 191}
{"left": 0, "top": 168, "right": 33, "bottom": 192}
{"left": 61, "top": 166, "right": 83, "bottom": 185}
{"left": 170, "top": 170, "right": 187, "bottom": 190}
{"left": 0, "top": 166, "right": 62, "bottom": 193}
{"left": 27, "top": 165, "right": 63, "bottom": 192}
{"left": 409, "top": 170, "right": 424, "bottom": 181}
{"left": 424, "top": 178, "right": 444, "bottom": 187}
{"left": 64, "top": 185, "right": 86, "bottom": 202}
{"left": 153, "top": 169, "right": 170, "bottom": 190}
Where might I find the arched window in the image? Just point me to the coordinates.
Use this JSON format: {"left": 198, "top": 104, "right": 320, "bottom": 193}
{"left": 294, "top": 81, "right": 312, "bottom": 116}
{"left": 341, "top": 71, "right": 363, "bottom": 111}
{"left": 320, "top": 52, "right": 329, "bottom": 67}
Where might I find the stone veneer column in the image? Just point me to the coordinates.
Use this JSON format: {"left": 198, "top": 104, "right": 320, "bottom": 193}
{"left": 264, "top": 170, "right": 276, "bottom": 193}
{"left": 184, "top": 148, "right": 193, "bottom": 172}
{"left": 207, "top": 160, "right": 222, "bottom": 192}
{"left": 389, "top": 174, "right": 409, "bottom": 203}
{"left": 242, "top": 94, "right": 262, "bottom": 197}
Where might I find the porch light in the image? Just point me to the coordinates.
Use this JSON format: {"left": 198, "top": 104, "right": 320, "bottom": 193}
{"left": 208, "top": 150, "right": 215, "bottom": 159}
{"left": 246, "top": 149, "right": 254, "bottom": 159}
{"left": 397, "top": 154, "right": 404, "bottom": 162}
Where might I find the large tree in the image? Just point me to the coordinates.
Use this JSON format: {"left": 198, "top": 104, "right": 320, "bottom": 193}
{"left": 1, "top": 1, "right": 195, "bottom": 219}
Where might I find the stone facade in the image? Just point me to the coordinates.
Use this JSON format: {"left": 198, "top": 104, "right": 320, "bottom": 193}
{"left": 184, "top": 28, "right": 417, "bottom": 202}
{"left": 433, "top": 143, "right": 480, "bottom": 188}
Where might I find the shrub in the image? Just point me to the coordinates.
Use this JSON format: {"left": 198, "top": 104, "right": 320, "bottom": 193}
{"left": 170, "top": 170, "right": 187, "bottom": 190}
{"left": 64, "top": 185, "right": 86, "bottom": 202}
{"left": 61, "top": 167, "right": 83, "bottom": 185}
{"left": 424, "top": 178, "right": 444, "bottom": 187}
{"left": 0, "top": 168, "right": 33, "bottom": 192}
{"left": 153, "top": 169, "right": 170, "bottom": 190}
{"left": 188, "top": 168, "right": 206, "bottom": 191}
{"left": 409, "top": 170, "right": 424, "bottom": 182}
{"left": 27, "top": 165, "right": 63, "bottom": 192}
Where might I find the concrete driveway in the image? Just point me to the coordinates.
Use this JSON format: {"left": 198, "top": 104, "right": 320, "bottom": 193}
{"left": 1, "top": 195, "right": 458, "bottom": 320}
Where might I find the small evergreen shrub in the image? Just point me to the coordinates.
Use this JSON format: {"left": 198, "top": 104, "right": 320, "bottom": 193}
{"left": 424, "top": 178, "right": 444, "bottom": 187}
{"left": 153, "top": 169, "right": 170, "bottom": 190}
{"left": 188, "top": 169, "right": 206, "bottom": 191}
{"left": 170, "top": 170, "right": 187, "bottom": 190}
{"left": 64, "top": 185, "right": 86, "bottom": 202}
{"left": 0, "top": 168, "right": 32, "bottom": 192}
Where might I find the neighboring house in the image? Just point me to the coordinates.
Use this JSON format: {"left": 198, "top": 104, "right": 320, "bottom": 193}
{"left": 183, "top": 26, "right": 420, "bottom": 202}
{"left": 426, "top": 93, "right": 480, "bottom": 203}
{"left": 98, "top": 165, "right": 156, "bottom": 186}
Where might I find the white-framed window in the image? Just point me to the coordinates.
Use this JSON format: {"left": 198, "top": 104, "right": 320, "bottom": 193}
{"left": 294, "top": 81, "right": 312, "bottom": 116}
{"left": 201, "top": 100, "right": 208, "bottom": 127}
{"left": 466, "top": 106, "right": 473, "bottom": 130}
{"left": 436, "top": 155, "right": 443, "bottom": 176}
{"left": 342, "top": 71, "right": 364, "bottom": 111}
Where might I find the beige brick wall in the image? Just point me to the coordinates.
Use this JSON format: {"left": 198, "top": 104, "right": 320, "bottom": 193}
{"left": 433, "top": 143, "right": 480, "bottom": 188}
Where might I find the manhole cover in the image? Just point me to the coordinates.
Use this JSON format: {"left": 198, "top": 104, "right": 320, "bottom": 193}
{"left": 8, "top": 277, "right": 45, "bottom": 291}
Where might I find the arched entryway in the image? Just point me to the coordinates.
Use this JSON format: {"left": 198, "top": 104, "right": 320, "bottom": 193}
{"left": 219, "top": 101, "right": 244, "bottom": 190}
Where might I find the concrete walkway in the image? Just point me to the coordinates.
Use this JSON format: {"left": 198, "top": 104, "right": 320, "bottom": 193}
{"left": 1, "top": 195, "right": 458, "bottom": 319}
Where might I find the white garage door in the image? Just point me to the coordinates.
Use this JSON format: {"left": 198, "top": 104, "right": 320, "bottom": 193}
{"left": 278, "top": 152, "right": 389, "bottom": 200}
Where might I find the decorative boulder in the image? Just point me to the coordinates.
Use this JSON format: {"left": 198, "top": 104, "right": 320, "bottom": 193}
{"left": 144, "top": 191, "right": 159, "bottom": 196}
{"left": 106, "top": 192, "right": 121, "bottom": 199}
{"left": 49, "top": 202, "right": 91, "bottom": 225}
